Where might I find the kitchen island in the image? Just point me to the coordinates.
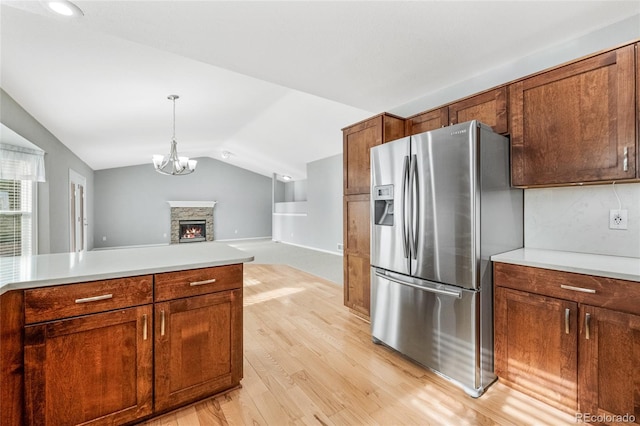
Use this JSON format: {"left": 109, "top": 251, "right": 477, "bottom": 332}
{"left": 0, "top": 242, "right": 253, "bottom": 426}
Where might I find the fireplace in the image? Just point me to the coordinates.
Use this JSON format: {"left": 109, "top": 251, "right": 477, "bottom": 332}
{"left": 168, "top": 201, "right": 216, "bottom": 244}
{"left": 179, "top": 220, "right": 206, "bottom": 243}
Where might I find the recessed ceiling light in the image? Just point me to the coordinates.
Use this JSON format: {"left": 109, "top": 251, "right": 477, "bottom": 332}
{"left": 44, "top": 0, "right": 84, "bottom": 17}
{"left": 282, "top": 175, "right": 292, "bottom": 181}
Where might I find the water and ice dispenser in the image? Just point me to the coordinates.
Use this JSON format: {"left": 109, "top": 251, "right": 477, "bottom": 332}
{"left": 373, "top": 184, "right": 394, "bottom": 226}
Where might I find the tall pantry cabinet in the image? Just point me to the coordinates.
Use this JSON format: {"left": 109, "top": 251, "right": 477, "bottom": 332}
{"left": 342, "top": 113, "right": 405, "bottom": 318}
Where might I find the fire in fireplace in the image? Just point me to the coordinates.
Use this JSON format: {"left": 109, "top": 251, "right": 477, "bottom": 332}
{"left": 179, "top": 220, "right": 206, "bottom": 243}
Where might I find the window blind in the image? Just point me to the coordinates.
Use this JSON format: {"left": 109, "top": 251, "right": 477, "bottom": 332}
{"left": 0, "top": 179, "right": 34, "bottom": 257}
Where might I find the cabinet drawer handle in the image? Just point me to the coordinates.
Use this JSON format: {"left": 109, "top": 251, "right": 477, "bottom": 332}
{"left": 560, "top": 285, "right": 596, "bottom": 294}
{"left": 585, "top": 313, "right": 591, "bottom": 340}
{"left": 160, "top": 310, "right": 166, "bottom": 336}
{"left": 190, "top": 278, "right": 217, "bottom": 287}
{"left": 74, "top": 294, "right": 113, "bottom": 304}
{"left": 564, "top": 308, "right": 570, "bottom": 334}
{"left": 142, "top": 314, "right": 148, "bottom": 341}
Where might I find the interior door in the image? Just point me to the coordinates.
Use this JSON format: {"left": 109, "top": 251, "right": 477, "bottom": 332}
{"left": 69, "top": 169, "right": 87, "bottom": 252}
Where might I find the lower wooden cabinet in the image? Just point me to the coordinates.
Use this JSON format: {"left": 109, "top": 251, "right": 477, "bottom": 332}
{"left": 579, "top": 306, "right": 640, "bottom": 423}
{"left": 18, "top": 265, "right": 244, "bottom": 425}
{"left": 24, "top": 305, "right": 153, "bottom": 426}
{"left": 343, "top": 194, "right": 371, "bottom": 318}
{"left": 494, "top": 262, "right": 640, "bottom": 425}
{"left": 154, "top": 289, "right": 243, "bottom": 412}
{"left": 495, "top": 287, "right": 578, "bottom": 411}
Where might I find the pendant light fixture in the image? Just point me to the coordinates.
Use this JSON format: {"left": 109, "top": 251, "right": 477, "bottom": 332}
{"left": 152, "top": 95, "right": 197, "bottom": 176}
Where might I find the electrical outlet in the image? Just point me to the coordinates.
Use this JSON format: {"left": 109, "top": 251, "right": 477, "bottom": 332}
{"left": 609, "top": 209, "right": 628, "bottom": 230}
{"left": 337, "top": 243, "right": 344, "bottom": 251}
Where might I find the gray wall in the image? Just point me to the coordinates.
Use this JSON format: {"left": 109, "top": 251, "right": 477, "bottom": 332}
{"left": 306, "top": 154, "right": 342, "bottom": 253}
{"left": 94, "top": 157, "right": 272, "bottom": 248}
{"left": 272, "top": 154, "right": 342, "bottom": 254}
{"left": 0, "top": 89, "right": 95, "bottom": 254}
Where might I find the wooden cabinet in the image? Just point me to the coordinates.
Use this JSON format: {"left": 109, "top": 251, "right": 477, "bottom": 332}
{"left": 495, "top": 262, "right": 640, "bottom": 424}
{"left": 448, "top": 87, "right": 508, "bottom": 134}
{"left": 154, "top": 266, "right": 243, "bottom": 412}
{"left": 405, "top": 107, "right": 448, "bottom": 135}
{"left": 510, "top": 44, "right": 637, "bottom": 186}
{"left": 342, "top": 114, "right": 404, "bottom": 318}
{"left": 23, "top": 277, "right": 154, "bottom": 425}
{"left": 343, "top": 194, "right": 371, "bottom": 317}
{"left": 405, "top": 87, "right": 507, "bottom": 137}
{"left": 579, "top": 305, "right": 640, "bottom": 424}
{"left": 495, "top": 287, "right": 578, "bottom": 411}
{"left": 343, "top": 113, "right": 405, "bottom": 195}
{"left": 16, "top": 265, "right": 244, "bottom": 425}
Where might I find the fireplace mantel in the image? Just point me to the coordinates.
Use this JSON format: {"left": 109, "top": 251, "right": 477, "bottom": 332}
{"left": 167, "top": 201, "right": 217, "bottom": 208}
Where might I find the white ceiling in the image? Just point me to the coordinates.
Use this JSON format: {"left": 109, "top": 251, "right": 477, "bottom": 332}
{"left": 1, "top": 1, "right": 639, "bottom": 180}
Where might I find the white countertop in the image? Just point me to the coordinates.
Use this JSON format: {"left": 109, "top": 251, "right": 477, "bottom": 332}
{"left": 492, "top": 248, "right": 640, "bottom": 283}
{"left": 0, "top": 242, "right": 254, "bottom": 295}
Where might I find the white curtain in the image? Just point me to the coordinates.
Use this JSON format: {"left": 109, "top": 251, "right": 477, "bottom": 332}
{"left": 0, "top": 143, "right": 46, "bottom": 182}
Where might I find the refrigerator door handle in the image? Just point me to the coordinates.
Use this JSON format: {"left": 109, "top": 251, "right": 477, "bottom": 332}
{"left": 374, "top": 270, "right": 462, "bottom": 299}
{"left": 410, "top": 154, "right": 419, "bottom": 259}
{"left": 401, "top": 155, "right": 410, "bottom": 259}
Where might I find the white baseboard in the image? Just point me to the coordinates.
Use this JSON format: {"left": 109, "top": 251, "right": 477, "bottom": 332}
{"left": 216, "top": 236, "right": 272, "bottom": 242}
{"left": 274, "top": 240, "right": 343, "bottom": 257}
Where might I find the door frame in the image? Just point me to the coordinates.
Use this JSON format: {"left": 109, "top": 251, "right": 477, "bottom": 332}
{"left": 69, "top": 169, "right": 87, "bottom": 252}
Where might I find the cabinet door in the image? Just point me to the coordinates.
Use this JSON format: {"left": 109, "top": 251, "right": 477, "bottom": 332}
{"left": 448, "top": 87, "right": 508, "bottom": 134}
{"left": 343, "top": 194, "right": 370, "bottom": 317}
{"left": 495, "top": 287, "right": 578, "bottom": 412}
{"left": 343, "top": 114, "right": 405, "bottom": 195}
{"left": 579, "top": 306, "right": 640, "bottom": 425}
{"left": 154, "top": 289, "right": 243, "bottom": 412}
{"left": 24, "top": 306, "right": 153, "bottom": 426}
{"left": 343, "top": 117, "right": 383, "bottom": 195}
{"left": 510, "top": 45, "right": 636, "bottom": 186}
{"left": 406, "top": 107, "right": 448, "bottom": 135}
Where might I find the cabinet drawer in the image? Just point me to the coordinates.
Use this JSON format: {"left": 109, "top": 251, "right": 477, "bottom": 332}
{"left": 154, "top": 264, "right": 243, "bottom": 302}
{"left": 494, "top": 263, "right": 640, "bottom": 316}
{"left": 25, "top": 275, "right": 153, "bottom": 324}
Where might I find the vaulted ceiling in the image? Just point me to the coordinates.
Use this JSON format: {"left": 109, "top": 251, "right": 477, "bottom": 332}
{"left": 1, "top": 1, "right": 639, "bottom": 180}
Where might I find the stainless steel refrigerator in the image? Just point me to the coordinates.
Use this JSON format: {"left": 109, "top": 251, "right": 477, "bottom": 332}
{"left": 370, "top": 120, "right": 523, "bottom": 397}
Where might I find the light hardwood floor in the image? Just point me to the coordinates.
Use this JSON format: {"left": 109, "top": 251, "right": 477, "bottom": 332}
{"left": 141, "top": 263, "right": 576, "bottom": 426}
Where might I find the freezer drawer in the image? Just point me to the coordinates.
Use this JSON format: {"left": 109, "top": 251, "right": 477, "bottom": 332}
{"left": 371, "top": 268, "right": 495, "bottom": 397}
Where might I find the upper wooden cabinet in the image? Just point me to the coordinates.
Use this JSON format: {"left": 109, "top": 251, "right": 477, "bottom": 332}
{"left": 343, "top": 113, "right": 405, "bottom": 195}
{"left": 510, "top": 44, "right": 637, "bottom": 186}
{"left": 406, "top": 107, "right": 448, "bottom": 135}
{"left": 405, "top": 88, "right": 507, "bottom": 137}
{"left": 448, "top": 87, "right": 508, "bottom": 134}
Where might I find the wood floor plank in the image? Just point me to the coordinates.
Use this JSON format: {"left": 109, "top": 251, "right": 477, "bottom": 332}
{"left": 142, "top": 264, "right": 576, "bottom": 426}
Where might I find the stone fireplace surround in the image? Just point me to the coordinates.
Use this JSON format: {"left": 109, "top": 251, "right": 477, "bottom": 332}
{"left": 167, "top": 201, "right": 217, "bottom": 244}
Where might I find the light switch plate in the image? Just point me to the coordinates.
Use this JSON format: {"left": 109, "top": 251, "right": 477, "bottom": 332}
{"left": 609, "top": 209, "right": 628, "bottom": 230}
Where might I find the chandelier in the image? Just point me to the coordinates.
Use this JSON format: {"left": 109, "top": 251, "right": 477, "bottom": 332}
{"left": 152, "top": 95, "right": 197, "bottom": 175}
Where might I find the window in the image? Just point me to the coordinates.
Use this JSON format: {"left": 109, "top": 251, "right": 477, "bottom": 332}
{"left": 0, "top": 141, "right": 45, "bottom": 257}
{"left": 0, "top": 179, "right": 35, "bottom": 256}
